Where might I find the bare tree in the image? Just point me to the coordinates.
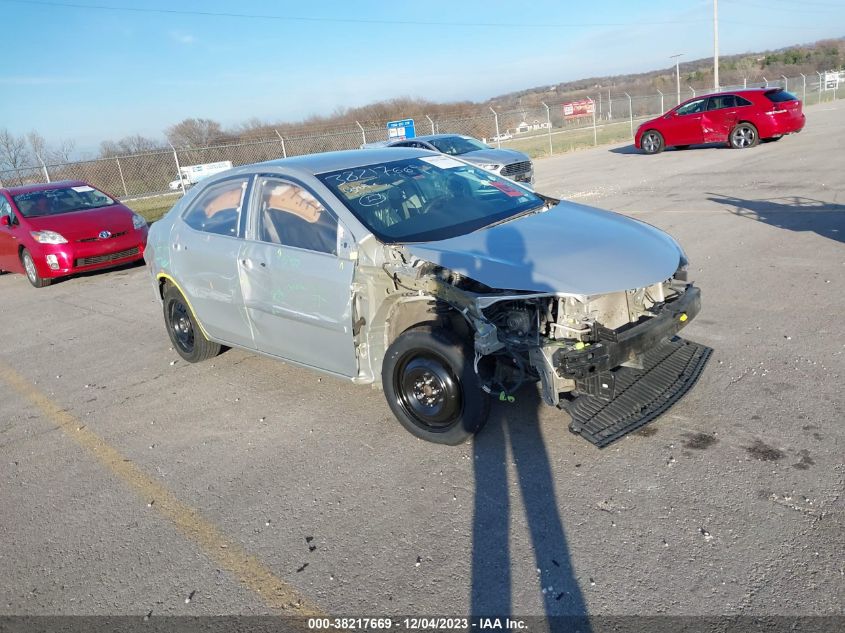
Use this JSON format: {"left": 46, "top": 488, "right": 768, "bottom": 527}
{"left": 165, "top": 118, "right": 224, "bottom": 148}
{"left": 51, "top": 139, "right": 76, "bottom": 163}
{"left": 99, "top": 134, "right": 161, "bottom": 158}
{"left": 0, "top": 128, "right": 33, "bottom": 171}
{"left": 27, "top": 130, "right": 48, "bottom": 165}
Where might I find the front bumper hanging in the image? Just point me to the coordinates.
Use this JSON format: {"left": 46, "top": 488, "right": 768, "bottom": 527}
{"left": 566, "top": 337, "right": 712, "bottom": 447}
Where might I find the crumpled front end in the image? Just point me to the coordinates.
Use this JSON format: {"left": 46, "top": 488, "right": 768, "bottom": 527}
{"left": 471, "top": 274, "right": 700, "bottom": 406}
{"left": 383, "top": 250, "right": 701, "bottom": 409}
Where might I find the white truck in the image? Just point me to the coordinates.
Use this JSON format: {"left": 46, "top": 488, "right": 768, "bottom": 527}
{"left": 168, "top": 161, "right": 233, "bottom": 191}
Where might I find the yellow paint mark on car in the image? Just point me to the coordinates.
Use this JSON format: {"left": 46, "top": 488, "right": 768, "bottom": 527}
{"left": 156, "top": 272, "right": 212, "bottom": 340}
{"left": 0, "top": 360, "right": 321, "bottom": 615}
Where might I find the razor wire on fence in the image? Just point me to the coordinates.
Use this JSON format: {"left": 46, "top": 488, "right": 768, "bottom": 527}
{"left": 1, "top": 74, "right": 841, "bottom": 198}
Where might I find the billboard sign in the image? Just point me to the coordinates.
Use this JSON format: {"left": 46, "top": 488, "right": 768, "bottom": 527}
{"left": 562, "top": 99, "right": 595, "bottom": 119}
{"left": 823, "top": 71, "right": 839, "bottom": 91}
{"left": 387, "top": 118, "right": 416, "bottom": 140}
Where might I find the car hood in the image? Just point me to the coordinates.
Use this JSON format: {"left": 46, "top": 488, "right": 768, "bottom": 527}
{"left": 404, "top": 201, "right": 683, "bottom": 296}
{"left": 459, "top": 148, "right": 530, "bottom": 165}
{"left": 25, "top": 205, "right": 135, "bottom": 240}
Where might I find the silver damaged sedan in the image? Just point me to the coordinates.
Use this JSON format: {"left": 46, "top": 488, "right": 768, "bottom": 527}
{"left": 145, "top": 148, "right": 708, "bottom": 446}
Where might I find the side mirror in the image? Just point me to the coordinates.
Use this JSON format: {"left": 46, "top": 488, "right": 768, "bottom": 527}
{"left": 0, "top": 215, "right": 11, "bottom": 227}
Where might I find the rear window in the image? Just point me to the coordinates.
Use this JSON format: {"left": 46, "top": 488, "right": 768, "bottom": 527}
{"left": 766, "top": 89, "right": 799, "bottom": 103}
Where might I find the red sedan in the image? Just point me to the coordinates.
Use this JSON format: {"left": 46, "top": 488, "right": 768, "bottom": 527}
{"left": 635, "top": 88, "right": 805, "bottom": 154}
{"left": 0, "top": 180, "right": 148, "bottom": 287}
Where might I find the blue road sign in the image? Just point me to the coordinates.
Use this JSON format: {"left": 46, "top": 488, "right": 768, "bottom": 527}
{"left": 387, "top": 118, "right": 416, "bottom": 140}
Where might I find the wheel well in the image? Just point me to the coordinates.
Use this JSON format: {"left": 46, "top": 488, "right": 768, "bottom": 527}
{"left": 386, "top": 299, "right": 441, "bottom": 346}
{"left": 384, "top": 297, "right": 469, "bottom": 349}
{"left": 158, "top": 276, "right": 170, "bottom": 299}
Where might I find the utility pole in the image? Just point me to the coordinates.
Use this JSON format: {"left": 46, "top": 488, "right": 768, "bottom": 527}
{"left": 713, "top": 0, "right": 719, "bottom": 91}
{"left": 670, "top": 54, "right": 683, "bottom": 107}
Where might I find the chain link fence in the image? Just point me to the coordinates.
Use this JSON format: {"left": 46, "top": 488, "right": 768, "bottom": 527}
{"left": 1, "top": 73, "right": 842, "bottom": 200}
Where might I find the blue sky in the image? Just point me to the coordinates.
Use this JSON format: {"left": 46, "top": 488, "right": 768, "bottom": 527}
{"left": 1, "top": 0, "right": 843, "bottom": 152}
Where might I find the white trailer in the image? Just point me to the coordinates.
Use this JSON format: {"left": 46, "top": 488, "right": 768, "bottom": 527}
{"left": 169, "top": 161, "right": 233, "bottom": 191}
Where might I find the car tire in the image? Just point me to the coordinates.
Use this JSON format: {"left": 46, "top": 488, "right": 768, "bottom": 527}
{"left": 163, "top": 284, "right": 220, "bottom": 363}
{"left": 21, "top": 249, "right": 51, "bottom": 288}
{"left": 730, "top": 123, "right": 759, "bottom": 149}
{"left": 382, "top": 325, "right": 490, "bottom": 445}
{"left": 640, "top": 130, "right": 664, "bottom": 154}
{"left": 674, "top": 145, "right": 691, "bottom": 150}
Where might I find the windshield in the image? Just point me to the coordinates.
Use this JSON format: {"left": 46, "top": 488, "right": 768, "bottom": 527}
{"left": 427, "top": 136, "right": 489, "bottom": 155}
{"left": 13, "top": 185, "right": 115, "bottom": 217}
{"left": 318, "top": 156, "right": 543, "bottom": 243}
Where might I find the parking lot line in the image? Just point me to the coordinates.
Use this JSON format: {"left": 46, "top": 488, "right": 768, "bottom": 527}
{"left": 0, "top": 359, "right": 322, "bottom": 616}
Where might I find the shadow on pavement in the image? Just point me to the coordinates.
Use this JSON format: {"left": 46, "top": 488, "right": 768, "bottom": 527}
{"left": 450, "top": 225, "right": 590, "bottom": 626}
{"left": 708, "top": 193, "right": 845, "bottom": 245}
{"left": 609, "top": 142, "right": 729, "bottom": 155}
{"left": 471, "top": 388, "right": 591, "bottom": 627}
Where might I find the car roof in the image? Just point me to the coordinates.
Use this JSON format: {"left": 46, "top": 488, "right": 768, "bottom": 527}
{"left": 680, "top": 88, "right": 786, "bottom": 103}
{"left": 254, "top": 147, "right": 437, "bottom": 175}
{"left": 396, "top": 134, "right": 468, "bottom": 142}
{"left": 2, "top": 180, "right": 90, "bottom": 196}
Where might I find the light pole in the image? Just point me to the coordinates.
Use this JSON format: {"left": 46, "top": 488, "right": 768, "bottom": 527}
{"left": 670, "top": 54, "right": 683, "bottom": 107}
{"left": 713, "top": 0, "right": 720, "bottom": 91}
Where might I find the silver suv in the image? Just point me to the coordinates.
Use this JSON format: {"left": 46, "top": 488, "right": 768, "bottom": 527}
{"left": 383, "top": 134, "right": 534, "bottom": 184}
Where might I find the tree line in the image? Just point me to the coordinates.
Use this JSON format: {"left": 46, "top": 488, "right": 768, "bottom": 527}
{"left": 2, "top": 37, "right": 842, "bottom": 175}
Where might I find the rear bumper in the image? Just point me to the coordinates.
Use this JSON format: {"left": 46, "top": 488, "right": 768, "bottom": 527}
{"left": 555, "top": 286, "right": 702, "bottom": 380}
{"left": 760, "top": 112, "right": 805, "bottom": 137}
{"left": 33, "top": 227, "right": 148, "bottom": 278}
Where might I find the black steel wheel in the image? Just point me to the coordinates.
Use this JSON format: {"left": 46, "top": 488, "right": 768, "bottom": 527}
{"left": 382, "top": 326, "right": 489, "bottom": 445}
{"left": 163, "top": 284, "right": 220, "bottom": 362}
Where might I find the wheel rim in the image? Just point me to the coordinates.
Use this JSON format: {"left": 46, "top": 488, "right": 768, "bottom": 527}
{"left": 733, "top": 126, "right": 755, "bottom": 147}
{"left": 23, "top": 253, "right": 37, "bottom": 283}
{"left": 643, "top": 133, "right": 659, "bottom": 152}
{"left": 168, "top": 299, "right": 195, "bottom": 354}
{"left": 395, "top": 354, "right": 462, "bottom": 430}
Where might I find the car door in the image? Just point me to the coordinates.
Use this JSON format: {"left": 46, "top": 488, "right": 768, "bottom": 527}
{"left": 0, "top": 196, "right": 20, "bottom": 272}
{"left": 702, "top": 95, "right": 739, "bottom": 143}
{"left": 170, "top": 175, "right": 256, "bottom": 349}
{"left": 239, "top": 175, "right": 357, "bottom": 377}
{"left": 664, "top": 98, "right": 707, "bottom": 145}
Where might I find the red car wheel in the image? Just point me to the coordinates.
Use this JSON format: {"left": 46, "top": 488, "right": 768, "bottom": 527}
{"left": 641, "top": 131, "right": 664, "bottom": 154}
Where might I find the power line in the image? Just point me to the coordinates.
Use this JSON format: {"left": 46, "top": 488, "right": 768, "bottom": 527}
{"left": 1, "top": 0, "right": 712, "bottom": 29}
{"left": 722, "top": 0, "right": 845, "bottom": 14}
{"left": 728, "top": 0, "right": 845, "bottom": 8}
{"left": 720, "top": 18, "right": 842, "bottom": 30}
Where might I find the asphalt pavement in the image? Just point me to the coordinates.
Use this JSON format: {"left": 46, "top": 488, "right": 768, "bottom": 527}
{"left": 1, "top": 103, "right": 843, "bottom": 620}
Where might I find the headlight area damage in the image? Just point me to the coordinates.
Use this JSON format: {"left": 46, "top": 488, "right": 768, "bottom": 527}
{"left": 373, "top": 252, "right": 711, "bottom": 447}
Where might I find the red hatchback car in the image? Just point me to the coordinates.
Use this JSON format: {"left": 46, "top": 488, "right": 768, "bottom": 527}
{"left": 0, "top": 180, "right": 148, "bottom": 287}
{"left": 635, "top": 88, "right": 805, "bottom": 154}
